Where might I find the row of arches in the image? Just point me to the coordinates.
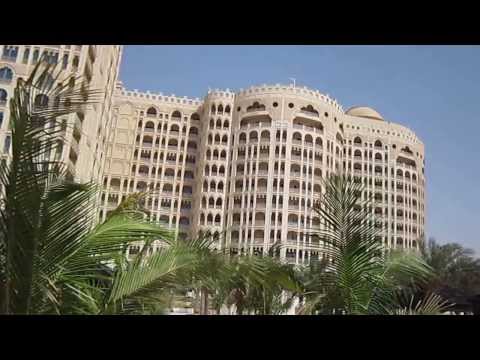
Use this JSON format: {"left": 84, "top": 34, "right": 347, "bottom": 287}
{"left": 237, "top": 130, "right": 325, "bottom": 148}
{"left": 158, "top": 214, "right": 190, "bottom": 226}
{"left": 206, "top": 148, "right": 227, "bottom": 160}
{"left": 352, "top": 149, "right": 385, "bottom": 161}
{"left": 137, "top": 122, "right": 199, "bottom": 135}
{"left": 204, "top": 164, "right": 226, "bottom": 176}
{"left": 134, "top": 138, "right": 197, "bottom": 150}
{"left": 353, "top": 137, "right": 384, "bottom": 148}
{"left": 207, "top": 133, "right": 228, "bottom": 145}
{"left": 351, "top": 164, "right": 418, "bottom": 181}
{"left": 145, "top": 107, "right": 201, "bottom": 121}
{"left": 133, "top": 165, "right": 196, "bottom": 181}
{"left": 232, "top": 178, "right": 322, "bottom": 194}
{"left": 203, "top": 180, "right": 224, "bottom": 192}
{"left": 199, "top": 213, "right": 223, "bottom": 225}
{"left": 132, "top": 150, "right": 196, "bottom": 165}
{"left": 201, "top": 197, "right": 223, "bottom": 208}
{"left": 135, "top": 144, "right": 196, "bottom": 165}
{"left": 107, "top": 171, "right": 194, "bottom": 189}
{"left": 160, "top": 183, "right": 193, "bottom": 194}
{"left": 211, "top": 104, "right": 231, "bottom": 115}
{"left": 209, "top": 118, "right": 230, "bottom": 129}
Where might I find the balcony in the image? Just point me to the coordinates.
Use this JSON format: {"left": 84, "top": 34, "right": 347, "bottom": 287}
{"left": 1, "top": 55, "right": 17, "bottom": 63}
{"left": 296, "top": 124, "right": 322, "bottom": 134}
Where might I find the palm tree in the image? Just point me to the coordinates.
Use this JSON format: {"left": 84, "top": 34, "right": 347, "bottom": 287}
{"left": 413, "top": 238, "right": 480, "bottom": 313}
{"left": 173, "top": 233, "right": 301, "bottom": 315}
{"left": 0, "top": 61, "right": 209, "bottom": 314}
{"left": 300, "top": 174, "right": 447, "bottom": 315}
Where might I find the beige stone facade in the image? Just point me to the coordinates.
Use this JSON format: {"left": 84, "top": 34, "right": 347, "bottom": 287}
{"left": 0, "top": 45, "right": 123, "bottom": 185}
{"left": 0, "top": 45, "right": 425, "bottom": 264}
{"left": 102, "top": 83, "right": 426, "bottom": 264}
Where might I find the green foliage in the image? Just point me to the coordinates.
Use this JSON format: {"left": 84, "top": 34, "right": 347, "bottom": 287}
{"left": 301, "top": 174, "right": 447, "bottom": 315}
{"left": 0, "top": 61, "right": 210, "bottom": 314}
{"left": 420, "top": 238, "right": 480, "bottom": 297}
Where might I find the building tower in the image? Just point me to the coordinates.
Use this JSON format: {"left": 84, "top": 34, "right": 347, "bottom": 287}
{"left": 0, "top": 45, "right": 123, "bottom": 185}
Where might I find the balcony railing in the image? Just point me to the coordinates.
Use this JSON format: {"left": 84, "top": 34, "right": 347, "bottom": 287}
{"left": 1, "top": 55, "right": 17, "bottom": 62}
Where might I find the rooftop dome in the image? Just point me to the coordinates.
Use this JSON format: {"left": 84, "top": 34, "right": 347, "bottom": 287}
{"left": 346, "top": 106, "right": 384, "bottom": 121}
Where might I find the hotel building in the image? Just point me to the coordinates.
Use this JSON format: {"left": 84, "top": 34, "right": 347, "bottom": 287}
{"left": 102, "top": 82, "right": 425, "bottom": 264}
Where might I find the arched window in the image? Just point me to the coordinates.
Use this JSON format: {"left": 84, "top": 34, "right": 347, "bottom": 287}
{"left": 170, "top": 124, "right": 179, "bottom": 132}
{"left": 145, "top": 121, "right": 155, "bottom": 130}
{"left": 225, "top": 105, "right": 231, "bottom": 114}
{"left": 211, "top": 104, "right": 216, "bottom": 115}
{"left": 216, "top": 118, "right": 222, "bottom": 128}
{"left": 209, "top": 119, "right": 214, "bottom": 129}
{"left": 217, "top": 104, "right": 224, "bottom": 114}
{"left": 354, "top": 149, "right": 362, "bottom": 157}
{"left": 374, "top": 140, "right": 382, "bottom": 148}
{"left": 354, "top": 136, "right": 362, "bottom": 145}
{"left": 223, "top": 119, "right": 229, "bottom": 128}
{"left": 292, "top": 132, "right": 302, "bottom": 142}
{"left": 0, "top": 89, "right": 7, "bottom": 103}
{"left": 221, "top": 135, "right": 228, "bottom": 144}
{"left": 146, "top": 107, "right": 157, "bottom": 116}
{"left": 189, "top": 127, "right": 198, "bottom": 135}
{"left": 0, "top": 67, "right": 13, "bottom": 83}
{"left": 214, "top": 214, "right": 221, "bottom": 223}
{"left": 191, "top": 113, "right": 200, "bottom": 121}
{"left": 172, "top": 110, "right": 181, "bottom": 119}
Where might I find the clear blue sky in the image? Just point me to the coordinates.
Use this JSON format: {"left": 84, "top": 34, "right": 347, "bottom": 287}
{"left": 119, "top": 45, "right": 480, "bottom": 254}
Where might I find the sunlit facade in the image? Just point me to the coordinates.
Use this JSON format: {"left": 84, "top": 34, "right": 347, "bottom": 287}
{"left": 102, "top": 83, "right": 426, "bottom": 263}
{"left": 0, "top": 45, "right": 123, "bottom": 184}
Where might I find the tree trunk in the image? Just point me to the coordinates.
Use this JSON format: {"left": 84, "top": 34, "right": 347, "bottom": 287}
{"left": 200, "top": 287, "right": 209, "bottom": 315}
